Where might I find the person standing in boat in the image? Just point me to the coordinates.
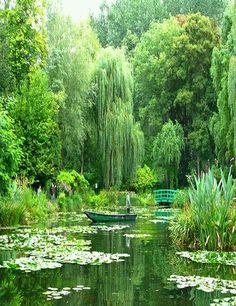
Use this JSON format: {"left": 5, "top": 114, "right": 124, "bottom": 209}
{"left": 126, "top": 192, "right": 131, "bottom": 214}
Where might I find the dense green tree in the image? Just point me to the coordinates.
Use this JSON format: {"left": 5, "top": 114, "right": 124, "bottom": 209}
{"left": 131, "top": 165, "right": 156, "bottom": 193}
{"left": 163, "top": 0, "right": 227, "bottom": 21}
{"left": 211, "top": 1, "right": 236, "bottom": 169}
{"left": 93, "top": 47, "right": 144, "bottom": 188}
{"left": 0, "top": 15, "right": 15, "bottom": 95}
{"left": 134, "top": 14, "right": 218, "bottom": 181}
{"left": 0, "top": 0, "right": 47, "bottom": 85}
{"left": 0, "top": 100, "right": 21, "bottom": 194}
{"left": 92, "top": 0, "right": 166, "bottom": 48}
{"left": 153, "top": 120, "right": 184, "bottom": 188}
{"left": 47, "top": 2, "right": 100, "bottom": 172}
{"left": 10, "top": 69, "right": 61, "bottom": 183}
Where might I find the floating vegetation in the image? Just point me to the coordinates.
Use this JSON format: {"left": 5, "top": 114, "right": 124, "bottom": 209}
{"left": 123, "top": 234, "right": 151, "bottom": 238}
{"left": 0, "top": 223, "right": 130, "bottom": 272}
{"left": 210, "top": 296, "right": 236, "bottom": 306}
{"left": 168, "top": 275, "right": 236, "bottom": 294}
{"left": 176, "top": 251, "right": 236, "bottom": 266}
{"left": 1, "top": 249, "right": 129, "bottom": 271}
{"left": 1, "top": 257, "right": 62, "bottom": 272}
{"left": 43, "top": 285, "right": 90, "bottom": 301}
{"left": 92, "top": 224, "right": 130, "bottom": 231}
{"left": 0, "top": 231, "right": 91, "bottom": 252}
{"left": 149, "top": 219, "right": 168, "bottom": 224}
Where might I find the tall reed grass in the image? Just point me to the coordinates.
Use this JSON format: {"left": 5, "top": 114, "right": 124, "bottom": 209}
{"left": 0, "top": 187, "right": 50, "bottom": 226}
{"left": 170, "top": 169, "right": 236, "bottom": 250}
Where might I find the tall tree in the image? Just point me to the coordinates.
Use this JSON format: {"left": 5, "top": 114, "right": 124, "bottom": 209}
{"left": 10, "top": 69, "right": 61, "bottom": 184}
{"left": 211, "top": 0, "right": 236, "bottom": 170}
{"left": 92, "top": 0, "right": 166, "bottom": 48}
{"left": 47, "top": 2, "right": 100, "bottom": 172}
{"left": 134, "top": 14, "right": 218, "bottom": 182}
{"left": 0, "top": 0, "right": 47, "bottom": 85}
{"left": 153, "top": 120, "right": 184, "bottom": 188}
{"left": 0, "top": 100, "right": 21, "bottom": 194}
{"left": 93, "top": 47, "right": 144, "bottom": 188}
{"left": 163, "top": 0, "right": 227, "bottom": 22}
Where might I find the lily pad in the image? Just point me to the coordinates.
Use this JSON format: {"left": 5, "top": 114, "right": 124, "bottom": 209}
{"left": 176, "top": 251, "right": 236, "bottom": 266}
{"left": 168, "top": 275, "right": 236, "bottom": 294}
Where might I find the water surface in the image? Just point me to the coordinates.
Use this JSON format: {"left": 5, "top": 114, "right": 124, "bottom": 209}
{"left": 0, "top": 209, "right": 234, "bottom": 306}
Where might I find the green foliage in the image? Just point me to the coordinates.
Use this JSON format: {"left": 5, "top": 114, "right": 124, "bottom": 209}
{"left": 56, "top": 170, "right": 90, "bottom": 194}
{"left": 163, "top": 0, "right": 227, "bottom": 21}
{"left": 172, "top": 189, "right": 189, "bottom": 208}
{"left": 134, "top": 14, "right": 218, "bottom": 181}
{"left": 57, "top": 192, "right": 82, "bottom": 212}
{"left": 0, "top": 102, "right": 21, "bottom": 194}
{"left": 93, "top": 47, "right": 144, "bottom": 189}
{"left": 153, "top": 120, "right": 184, "bottom": 188}
{"left": 10, "top": 69, "right": 61, "bottom": 183}
{"left": 131, "top": 165, "right": 156, "bottom": 193}
{"left": 0, "top": 0, "right": 47, "bottom": 84}
{"left": 92, "top": 0, "right": 166, "bottom": 48}
{"left": 211, "top": 2, "right": 236, "bottom": 168}
{"left": 170, "top": 169, "right": 236, "bottom": 250}
{"left": 85, "top": 190, "right": 118, "bottom": 208}
{"left": 0, "top": 187, "right": 49, "bottom": 226}
{"left": 135, "top": 193, "right": 156, "bottom": 206}
{"left": 47, "top": 5, "right": 100, "bottom": 171}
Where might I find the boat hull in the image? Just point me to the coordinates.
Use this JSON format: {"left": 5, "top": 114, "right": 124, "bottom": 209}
{"left": 84, "top": 211, "right": 137, "bottom": 222}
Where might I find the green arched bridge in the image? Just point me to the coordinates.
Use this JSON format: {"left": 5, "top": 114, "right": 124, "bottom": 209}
{"left": 154, "top": 189, "right": 176, "bottom": 204}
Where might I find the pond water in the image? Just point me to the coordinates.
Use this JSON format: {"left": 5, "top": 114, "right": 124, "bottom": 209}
{"left": 0, "top": 209, "right": 234, "bottom": 306}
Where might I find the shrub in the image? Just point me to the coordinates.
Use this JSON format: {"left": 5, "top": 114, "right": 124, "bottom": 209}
{"left": 0, "top": 200, "right": 25, "bottom": 226}
{"left": 172, "top": 189, "right": 189, "bottom": 208}
{"left": 131, "top": 165, "right": 157, "bottom": 193}
{"left": 0, "top": 186, "right": 50, "bottom": 226}
{"left": 57, "top": 192, "right": 82, "bottom": 212}
{"left": 85, "top": 190, "right": 118, "bottom": 208}
{"left": 57, "top": 170, "right": 90, "bottom": 194}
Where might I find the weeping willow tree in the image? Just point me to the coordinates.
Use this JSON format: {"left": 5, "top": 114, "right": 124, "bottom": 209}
{"left": 94, "top": 47, "right": 144, "bottom": 189}
{"left": 152, "top": 120, "right": 184, "bottom": 188}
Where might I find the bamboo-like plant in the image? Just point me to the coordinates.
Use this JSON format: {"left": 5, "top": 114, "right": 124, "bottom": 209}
{"left": 170, "top": 168, "right": 236, "bottom": 250}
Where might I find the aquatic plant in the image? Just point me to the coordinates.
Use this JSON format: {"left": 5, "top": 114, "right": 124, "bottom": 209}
{"left": 210, "top": 296, "right": 236, "bottom": 306}
{"left": 170, "top": 169, "right": 236, "bottom": 250}
{"left": 43, "top": 285, "right": 90, "bottom": 301}
{"left": 168, "top": 274, "right": 236, "bottom": 294}
{"left": 172, "top": 189, "right": 189, "bottom": 208}
{"left": 176, "top": 251, "right": 236, "bottom": 266}
{"left": 0, "top": 224, "right": 130, "bottom": 272}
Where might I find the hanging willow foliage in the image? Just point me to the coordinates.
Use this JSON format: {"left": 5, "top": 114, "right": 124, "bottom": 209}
{"left": 94, "top": 47, "right": 144, "bottom": 188}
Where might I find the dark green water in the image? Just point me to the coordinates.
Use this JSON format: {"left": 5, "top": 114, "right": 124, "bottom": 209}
{"left": 0, "top": 211, "right": 234, "bottom": 306}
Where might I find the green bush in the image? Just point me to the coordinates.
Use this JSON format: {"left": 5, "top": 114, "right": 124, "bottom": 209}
{"left": 57, "top": 192, "right": 82, "bottom": 212}
{"left": 131, "top": 165, "right": 157, "bottom": 193}
{"left": 137, "top": 193, "right": 156, "bottom": 206}
{"left": 85, "top": 190, "right": 118, "bottom": 208}
{"left": 0, "top": 200, "right": 25, "bottom": 226}
{"left": 57, "top": 170, "right": 90, "bottom": 194}
{"left": 172, "top": 189, "right": 189, "bottom": 208}
{"left": 0, "top": 186, "right": 50, "bottom": 226}
{"left": 170, "top": 169, "right": 236, "bottom": 250}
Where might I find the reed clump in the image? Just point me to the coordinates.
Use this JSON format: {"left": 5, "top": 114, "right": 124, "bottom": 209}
{"left": 170, "top": 169, "right": 236, "bottom": 250}
{"left": 0, "top": 187, "right": 49, "bottom": 226}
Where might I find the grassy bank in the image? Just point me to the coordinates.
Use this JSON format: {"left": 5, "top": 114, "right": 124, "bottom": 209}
{"left": 0, "top": 186, "right": 155, "bottom": 227}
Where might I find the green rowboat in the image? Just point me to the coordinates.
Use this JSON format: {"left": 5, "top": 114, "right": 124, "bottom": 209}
{"left": 84, "top": 211, "right": 137, "bottom": 222}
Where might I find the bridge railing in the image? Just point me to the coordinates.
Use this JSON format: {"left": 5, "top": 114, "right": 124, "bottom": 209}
{"left": 154, "top": 189, "right": 176, "bottom": 204}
